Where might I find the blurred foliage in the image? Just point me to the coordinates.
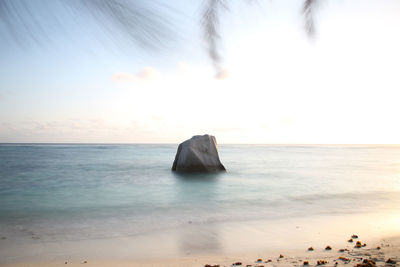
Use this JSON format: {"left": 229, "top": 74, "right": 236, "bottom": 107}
{"left": 0, "top": 0, "right": 317, "bottom": 68}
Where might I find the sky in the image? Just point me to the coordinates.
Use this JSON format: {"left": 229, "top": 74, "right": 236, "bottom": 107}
{"left": 1, "top": 0, "right": 400, "bottom": 144}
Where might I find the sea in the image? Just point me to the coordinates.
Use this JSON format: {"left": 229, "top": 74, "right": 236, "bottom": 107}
{"left": 1, "top": 144, "right": 400, "bottom": 262}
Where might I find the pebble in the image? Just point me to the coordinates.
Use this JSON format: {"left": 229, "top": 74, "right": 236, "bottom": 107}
{"left": 386, "top": 258, "right": 396, "bottom": 264}
{"left": 355, "top": 241, "right": 363, "bottom": 248}
{"left": 354, "top": 259, "right": 376, "bottom": 267}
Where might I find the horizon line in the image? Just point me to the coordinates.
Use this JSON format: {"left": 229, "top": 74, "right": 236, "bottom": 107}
{"left": 0, "top": 143, "right": 399, "bottom": 146}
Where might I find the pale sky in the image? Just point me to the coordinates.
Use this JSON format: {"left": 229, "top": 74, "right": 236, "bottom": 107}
{"left": 1, "top": 0, "right": 400, "bottom": 144}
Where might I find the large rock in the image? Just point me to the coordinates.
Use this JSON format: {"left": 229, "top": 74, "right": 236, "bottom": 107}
{"left": 172, "top": 135, "right": 226, "bottom": 173}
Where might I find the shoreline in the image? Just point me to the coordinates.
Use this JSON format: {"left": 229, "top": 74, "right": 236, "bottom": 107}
{"left": 1, "top": 211, "right": 400, "bottom": 267}
{"left": 2, "top": 235, "right": 399, "bottom": 267}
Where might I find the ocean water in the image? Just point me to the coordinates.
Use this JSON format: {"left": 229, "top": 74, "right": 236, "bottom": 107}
{"left": 1, "top": 144, "right": 400, "bottom": 260}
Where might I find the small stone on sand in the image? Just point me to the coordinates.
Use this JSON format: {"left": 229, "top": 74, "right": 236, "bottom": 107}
{"left": 386, "top": 258, "right": 396, "bottom": 264}
{"left": 355, "top": 259, "right": 376, "bottom": 267}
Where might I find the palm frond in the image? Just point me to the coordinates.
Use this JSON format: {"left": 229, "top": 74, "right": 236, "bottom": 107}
{"left": 201, "top": 0, "right": 319, "bottom": 70}
{"left": 201, "top": 0, "right": 229, "bottom": 70}
{"left": 303, "top": 0, "right": 317, "bottom": 37}
{"left": 0, "top": 0, "right": 173, "bottom": 49}
{"left": 0, "top": 0, "right": 321, "bottom": 70}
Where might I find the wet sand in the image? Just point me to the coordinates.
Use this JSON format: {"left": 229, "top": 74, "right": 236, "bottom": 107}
{"left": 2, "top": 235, "right": 400, "bottom": 267}
{"left": 1, "top": 212, "right": 400, "bottom": 267}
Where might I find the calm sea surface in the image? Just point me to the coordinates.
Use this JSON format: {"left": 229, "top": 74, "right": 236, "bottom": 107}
{"left": 0, "top": 144, "right": 400, "bottom": 243}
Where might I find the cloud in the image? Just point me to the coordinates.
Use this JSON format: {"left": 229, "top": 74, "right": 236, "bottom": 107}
{"left": 214, "top": 69, "right": 230, "bottom": 80}
{"left": 112, "top": 67, "right": 160, "bottom": 82}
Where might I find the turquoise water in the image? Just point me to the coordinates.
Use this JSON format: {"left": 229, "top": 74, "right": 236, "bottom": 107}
{"left": 0, "top": 144, "right": 400, "bottom": 242}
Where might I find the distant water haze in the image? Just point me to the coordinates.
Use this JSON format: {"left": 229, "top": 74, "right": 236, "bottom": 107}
{"left": 0, "top": 144, "right": 400, "bottom": 263}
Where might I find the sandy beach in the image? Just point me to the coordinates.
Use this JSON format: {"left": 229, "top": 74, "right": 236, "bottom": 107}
{"left": 1, "top": 211, "right": 400, "bottom": 267}
{"left": 2, "top": 234, "right": 399, "bottom": 267}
